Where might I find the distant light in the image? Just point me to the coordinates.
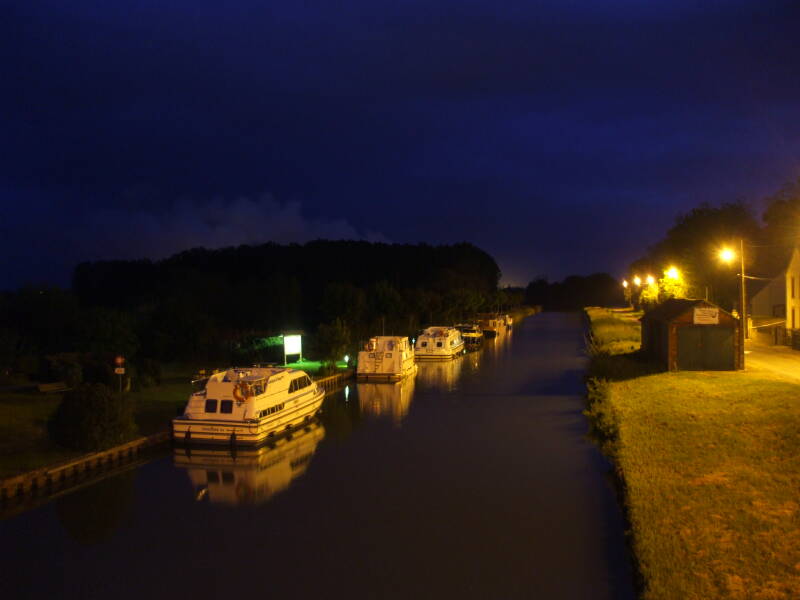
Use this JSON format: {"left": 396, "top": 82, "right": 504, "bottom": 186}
{"left": 665, "top": 266, "right": 680, "bottom": 280}
{"left": 633, "top": 276, "right": 642, "bottom": 286}
{"left": 344, "top": 385, "right": 350, "bottom": 401}
{"left": 344, "top": 354, "right": 350, "bottom": 364}
{"left": 719, "top": 247, "right": 735, "bottom": 263}
{"left": 646, "top": 275, "right": 655, "bottom": 285}
{"left": 622, "top": 279, "right": 629, "bottom": 288}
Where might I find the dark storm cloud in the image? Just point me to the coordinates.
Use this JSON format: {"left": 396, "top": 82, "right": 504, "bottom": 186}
{"left": 3, "top": 0, "right": 800, "bottom": 288}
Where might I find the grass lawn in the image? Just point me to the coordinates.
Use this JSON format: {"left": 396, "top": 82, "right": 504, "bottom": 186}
{"left": 0, "top": 373, "right": 193, "bottom": 480}
{"left": 586, "top": 308, "right": 800, "bottom": 599}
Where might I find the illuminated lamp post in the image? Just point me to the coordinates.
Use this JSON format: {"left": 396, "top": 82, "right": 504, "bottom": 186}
{"left": 719, "top": 241, "right": 746, "bottom": 368}
{"left": 622, "top": 279, "right": 631, "bottom": 308}
{"left": 632, "top": 275, "right": 642, "bottom": 310}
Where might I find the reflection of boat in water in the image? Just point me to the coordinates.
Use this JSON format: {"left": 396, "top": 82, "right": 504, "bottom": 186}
{"left": 172, "top": 366, "right": 324, "bottom": 445}
{"left": 415, "top": 326, "right": 465, "bottom": 359}
{"left": 357, "top": 377, "right": 416, "bottom": 426}
{"left": 357, "top": 336, "right": 417, "bottom": 381}
{"left": 415, "top": 354, "right": 463, "bottom": 392}
{"left": 173, "top": 421, "right": 326, "bottom": 506}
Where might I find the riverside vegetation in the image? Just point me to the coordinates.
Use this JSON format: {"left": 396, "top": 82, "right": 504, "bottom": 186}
{"left": 585, "top": 307, "right": 800, "bottom": 600}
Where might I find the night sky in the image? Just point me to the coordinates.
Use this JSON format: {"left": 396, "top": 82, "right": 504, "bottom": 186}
{"left": 4, "top": 1, "right": 800, "bottom": 290}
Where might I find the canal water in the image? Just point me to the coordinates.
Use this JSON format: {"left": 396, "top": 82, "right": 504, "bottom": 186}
{"left": 2, "top": 313, "right": 634, "bottom": 599}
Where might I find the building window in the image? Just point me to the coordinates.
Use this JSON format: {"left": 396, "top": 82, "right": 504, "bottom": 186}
{"left": 793, "top": 308, "right": 796, "bottom": 330}
{"left": 205, "top": 399, "right": 218, "bottom": 413}
{"left": 220, "top": 400, "right": 233, "bottom": 413}
{"left": 436, "top": 342, "right": 443, "bottom": 347}
{"left": 793, "top": 277, "right": 796, "bottom": 299}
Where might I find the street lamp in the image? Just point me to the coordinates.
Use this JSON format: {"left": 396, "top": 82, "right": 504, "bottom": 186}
{"left": 622, "top": 279, "right": 632, "bottom": 308}
{"left": 719, "top": 240, "right": 747, "bottom": 368}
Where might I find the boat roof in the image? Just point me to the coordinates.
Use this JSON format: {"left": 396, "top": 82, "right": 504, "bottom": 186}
{"left": 421, "top": 326, "right": 456, "bottom": 336}
{"left": 219, "top": 366, "right": 300, "bottom": 383}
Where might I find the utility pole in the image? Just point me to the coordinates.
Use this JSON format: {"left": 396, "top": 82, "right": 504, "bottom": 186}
{"left": 739, "top": 237, "right": 747, "bottom": 367}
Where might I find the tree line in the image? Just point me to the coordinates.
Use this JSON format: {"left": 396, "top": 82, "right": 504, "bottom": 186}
{"left": 0, "top": 240, "right": 523, "bottom": 384}
{"left": 623, "top": 177, "right": 800, "bottom": 312}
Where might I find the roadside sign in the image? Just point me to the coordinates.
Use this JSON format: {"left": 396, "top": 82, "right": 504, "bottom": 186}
{"left": 114, "top": 367, "right": 126, "bottom": 375}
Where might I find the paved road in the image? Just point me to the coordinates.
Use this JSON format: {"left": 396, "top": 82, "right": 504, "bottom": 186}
{"left": 745, "top": 338, "right": 800, "bottom": 380}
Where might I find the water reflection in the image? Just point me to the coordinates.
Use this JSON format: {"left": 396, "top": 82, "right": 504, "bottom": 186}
{"left": 357, "top": 377, "right": 416, "bottom": 426}
{"left": 415, "top": 354, "right": 463, "bottom": 392}
{"left": 173, "top": 421, "right": 325, "bottom": 506}
{"left": 56, "top": 470, "right": 135, "bottom": 545}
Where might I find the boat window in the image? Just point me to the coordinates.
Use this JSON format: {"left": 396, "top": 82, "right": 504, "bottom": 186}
{"left": 259, "top": 403, "right": 285, "bottom": 418}
{"left": 205, "top": 399, "right": 218, "bottom": 413}
{"left": 221, "top": 471, "right": 234, "bottom": 484}
{"left": 207, "top": 470, "right": 220, "bottom": 483}
{"left": 220, "top": 400, "right": 233, "bottom": 414}
{"left": 289, "top": 379, "right": 297, "bottom": 393}
{"left": 420, "top": 342, "right": 427, "bottom": 347}
{"left": 302, "top": 376, "right": 311, "bottom": 388}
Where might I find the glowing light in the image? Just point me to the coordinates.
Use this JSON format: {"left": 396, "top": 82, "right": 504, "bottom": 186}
{"left": 665, "top": 266, "right": 680, "bottom": 280}
{"left": 622, "top": 279, "right": 629, "bottom": 288}
{"left": 646, "top": 275, "right": 655, "bottom": 285}
{"left": 719, "top": 247, "right": 735, "bottom": 263}
{"left": 344, "top": 385, "right": 350, "bottom": 401}
{"left": 283, "top": 335, "right": 302, "bottom": 354}
{"left": 633, "top": 276, "right": 642, "bottom": 286}
{"left": 343, "top": 354, "right": 350, "bottom": 364}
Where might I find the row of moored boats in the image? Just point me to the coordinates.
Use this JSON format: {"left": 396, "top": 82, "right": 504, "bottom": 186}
{"left": 171, "top": 313, "right": 513, "bottom": 446}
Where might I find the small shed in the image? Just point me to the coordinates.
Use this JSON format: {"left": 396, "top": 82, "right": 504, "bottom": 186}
{"left": 641, "top": 299, "right": 741, "bottom": 371}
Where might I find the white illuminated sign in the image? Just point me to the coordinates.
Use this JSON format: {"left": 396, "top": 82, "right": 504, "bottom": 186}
{"left": 284, "top": 335, "right": 302, "bottom": 355}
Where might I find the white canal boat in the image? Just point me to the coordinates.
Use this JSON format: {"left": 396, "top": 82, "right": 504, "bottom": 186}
{"left": 172, "top": 366, "right": 325, "bottom": 445}
{"left": 357, "top": 336, "right": 417, "bottom": 381}
{"left": 455, "top": 323, "right": 484, "bottom": 347}
{"left": 477, "top": 314, "right": 505, "bottom": 338}
{"left": 414, "top": 326, "right": 465, "bottom": 360}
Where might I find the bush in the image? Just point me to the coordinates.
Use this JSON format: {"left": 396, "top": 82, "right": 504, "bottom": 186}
{"left": 45, "top": 353, "right": 83, "bottom": 388}
{"left": 48, "top": 383, "right": 137, "bottom": 451}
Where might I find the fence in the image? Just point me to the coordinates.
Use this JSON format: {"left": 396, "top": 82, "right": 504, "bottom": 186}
{"left": 315, "top": 369, "right": 354, "bottom": 394}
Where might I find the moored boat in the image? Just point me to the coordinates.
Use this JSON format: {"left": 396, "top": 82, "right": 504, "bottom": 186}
{"left": 476, "top": 314, "right": 505, "bottom": 338}
{"left": 414, "top": 326, "right": 465, "bottom": 359}
{"left": 357, "top": 336, "right": 417, "bottom": 381}
{"left": 172, "top": 366, "right": 325, "bottom": 446}
{"left": 455, "top": 323, "right": 484, "bottom": 348}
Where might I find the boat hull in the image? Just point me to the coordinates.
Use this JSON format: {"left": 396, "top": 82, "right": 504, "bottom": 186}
{"left": 172, "top": 388, "right": 325, "bottom": 446}
{"left": 415, "top": 345, "right": 465, "bottom": 360}
{"left": 357, "top": 363, "right": 417, "bottom": 382}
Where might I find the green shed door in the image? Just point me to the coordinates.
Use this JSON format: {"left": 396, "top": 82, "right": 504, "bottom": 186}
{"left": 677, "top": 326, "right": 735, "bottom": 370}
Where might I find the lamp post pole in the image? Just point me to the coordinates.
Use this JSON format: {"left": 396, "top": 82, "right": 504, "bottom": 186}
{"left": 739, "top": 237, "right": 747, "bottom": 367}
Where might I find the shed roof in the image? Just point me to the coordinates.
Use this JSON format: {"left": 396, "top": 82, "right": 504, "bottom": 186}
{"left": 641, "top": 298, "right": 730, "bottom": 322}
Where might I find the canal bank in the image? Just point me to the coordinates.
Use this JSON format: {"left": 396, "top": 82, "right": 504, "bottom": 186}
{"left": 586, "top": 307, "right": 800, "bottom": 599}
{"left": 2, "top": 312, "right": 633, "bottom": 599}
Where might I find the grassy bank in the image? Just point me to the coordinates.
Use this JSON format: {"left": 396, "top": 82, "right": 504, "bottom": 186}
{"left": 586, "top": 307, "right": 800, "bottom": 599}
{"left": 0, "top": 374, "right": 192, "bottom": 479}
